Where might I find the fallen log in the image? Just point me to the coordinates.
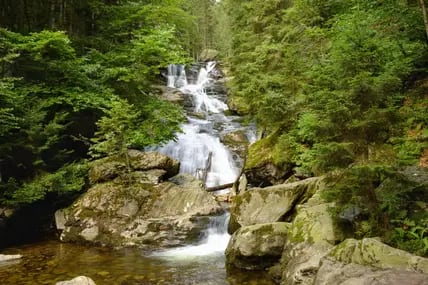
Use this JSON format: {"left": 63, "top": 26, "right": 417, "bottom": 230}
{"left": 205, "top": 182, "right": 234, "bottom": 192}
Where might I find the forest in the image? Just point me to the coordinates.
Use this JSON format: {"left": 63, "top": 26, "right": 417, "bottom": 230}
{"left": 0, "top": 0, "right": 427, "bottom": 260}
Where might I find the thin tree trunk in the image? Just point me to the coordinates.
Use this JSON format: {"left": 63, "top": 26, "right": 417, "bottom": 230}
{"left": 201, "top": 152, "right": 212, "bottom": 187}
{"left": 419, "top": 0, "right": 428, "bottom": 41}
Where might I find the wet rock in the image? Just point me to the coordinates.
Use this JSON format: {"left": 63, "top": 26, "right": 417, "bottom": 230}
{"left": 55, "top": 276, "right": 96, "bottom": 285}
{"left": 153, "top": 85, "right": 186, "bottom": 105}
{"left": 228, "top": 177, "right": 320, "bottom": 234}
{"left": 225, "top": 222, "right": 290, "bottom": 270}
{"left": 57, "top": 172, "right": 223, "bottom": 248}
{"left": 221, "top": 130, "right": 249, "bottom": 158}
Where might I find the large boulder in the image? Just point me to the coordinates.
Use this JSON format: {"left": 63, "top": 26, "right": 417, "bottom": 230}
{"left": 244, "top": 137, "right": 294, "bottom": 187}
{"left": 225, "top": 222, "right": 290, "bottom": 270}
{"left": 314, "top": 238, "right": 428, "bottom": 285}
{"left": 58, "top": 155, "right": 223, "bottom": 248}
{"left": 278, "top": 186, "right": 349, "bottom": 285}
{"left": 329, "top": 238, "right": 428, "bottom": 273}
{"left": 228, "top": 177, "right": 320, "bottom": 234}
{"left": 89, "top": 150, "right": 179, "bottom": 185}
{"left": 287, "top": 192, "right": 348, "bottom": 245}
{"left": 278, "top": 242, "right": 333, "bottom": 285}
{"left": 315, "top": 258, "right": 428, "bottom": 285}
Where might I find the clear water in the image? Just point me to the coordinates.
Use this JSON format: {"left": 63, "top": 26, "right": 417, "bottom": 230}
{"left": 0, "top": 240, "right": 275, "bottom": 285}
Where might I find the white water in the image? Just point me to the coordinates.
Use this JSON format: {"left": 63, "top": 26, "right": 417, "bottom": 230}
{"left": 159, "top": 62, "right": 239, "bottom": 187}
{"left": 167, "top": 64, "right": 187, "bottom": 88}
{"left": 153, "top": 62, "right": 240, "bottom": 258}
{"left": 154, "top": 213, "right": 230, "bottom": 259}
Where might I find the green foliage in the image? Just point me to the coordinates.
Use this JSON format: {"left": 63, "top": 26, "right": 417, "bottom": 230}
{"left": 0, "top": 1, "right": 193, "bottom": 206}
{"left": 390, "top": 218, "right": 428, "bottom": 257}
{"left": 90, "top": 98, "right": 184, "bottom": 160}
{"left": 223, "top": 0, "right": 428, "bottom": 174}
{"left": 0, "top": 162, "right": 88, "bottom": 206}
{"left": 323, "top": 165, "right": 428, "bottom": 256}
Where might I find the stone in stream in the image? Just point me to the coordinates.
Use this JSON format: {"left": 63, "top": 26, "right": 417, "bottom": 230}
{"left": 55, "top": 276, "right": 96, "bottom": 285}
{"left": 56, "top": 150, "right": 223, "bottom": 249}
{"left": 228, "top": 177, "right": 321, "bottom": 234}
{"left": 225, "top": 222, "right": 290, "bottom": 270}
{"left": 0, "top": 254, "right": 22, "bottom": 262}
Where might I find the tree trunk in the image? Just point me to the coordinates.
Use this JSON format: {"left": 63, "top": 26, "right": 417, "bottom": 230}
{"left": 419, "top": 0, "right": 428, "bottom": 41}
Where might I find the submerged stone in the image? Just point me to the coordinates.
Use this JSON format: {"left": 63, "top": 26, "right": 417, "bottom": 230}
{"left": 56, "top": 276, "right": 96, "bottom": 285}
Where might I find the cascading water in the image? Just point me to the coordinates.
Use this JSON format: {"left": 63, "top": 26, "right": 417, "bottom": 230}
{"left": 167, "top": 64, "right": 187, "bottom": 88}
{"left": 0, "top": 62, "right": 274, "bottom": 285}
{"left": 153, "top": 62, "right": 241, "bottom": 258}
{"left": 159, "top": 62, "right": 239, "bottom": 188}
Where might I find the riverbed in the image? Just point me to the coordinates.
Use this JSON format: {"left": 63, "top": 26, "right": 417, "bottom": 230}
{"left": 0, "top": 239, "right": 275, "bottom": 284}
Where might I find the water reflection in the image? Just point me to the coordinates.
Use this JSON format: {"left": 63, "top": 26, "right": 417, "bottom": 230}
{"left": 0, "top": 240, "right": 275, "bottom": 285}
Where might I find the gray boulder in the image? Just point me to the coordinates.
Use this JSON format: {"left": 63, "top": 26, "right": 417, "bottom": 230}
{"left": 57, "top": 159, "right": 223, "bottom": 248}
{"left": 228, "top": 177, "right": 320, "bottom": 234}
{"left": 225, "top": 222, "right": 290, "bottom": 270}
{"left": 278, "top": 185, "right": 349, "bottom": 285}
{"left": 315, "top": 258, "right": 428, "bottom": 285}
{"left": 89, "top": 150, "right": 179, "bottom": 185}
{"left": 329, "top": 238, "right": 428, "bottom": 273}
{"left": 313, "top": 238, "right": 428, "bottom": 285}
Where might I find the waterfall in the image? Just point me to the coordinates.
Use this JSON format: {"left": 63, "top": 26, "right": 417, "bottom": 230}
{"left": 159, "top": 62, "right": 238, "bottom": 187}
{"left": 153, "top": 62, "right": 241, "bottom": 257}
{"left": 167, "top": 64, "right": 187, "bottom": 88}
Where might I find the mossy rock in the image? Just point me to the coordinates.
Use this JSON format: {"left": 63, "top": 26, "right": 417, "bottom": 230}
{"left": 57, "top": 174, "right": 222, "bottom": 249}
{"left": 227, "top": 95, "right": 251, "bottom": 115}
{"left": 221, "top": 130, "right": 249, "bottom": 157}
{"left": 245, "top": 135, "right": 294, "bottom": 186}
{"left": 330, "top": 238, "right": 428, "bottom": 274}
{"left": 89, "top": 150, "right": 179, "bottom": 185}
{"left": 226, "top": 222, "right": 291, "bottom": 270}
{"left": 228, "top": 177, "right": 320, "bottom": 234}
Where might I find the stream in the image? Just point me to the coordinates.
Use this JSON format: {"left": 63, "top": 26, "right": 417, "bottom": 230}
{"left": 0, "top": 62, "right": 274, "bottom": 285}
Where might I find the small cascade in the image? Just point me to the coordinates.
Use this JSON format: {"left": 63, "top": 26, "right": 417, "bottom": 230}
{"left": 167, "top": 64, "right": 187, "bottom": 88}
{"left": 153, "top": 62, "right": 243, "bottom": 258}
{"left": 154, "top": 213, "right": 230, "bottom": 258}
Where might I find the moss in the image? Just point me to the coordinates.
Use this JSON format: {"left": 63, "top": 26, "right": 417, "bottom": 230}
{"left": 227, "top": 95, "right": 251, "bottom": 115}
{"left": 288, "top": 218, "right": 307, "bottom": 243}
{"left": 245, "top": 136, "right": 275, "bottom": 169}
